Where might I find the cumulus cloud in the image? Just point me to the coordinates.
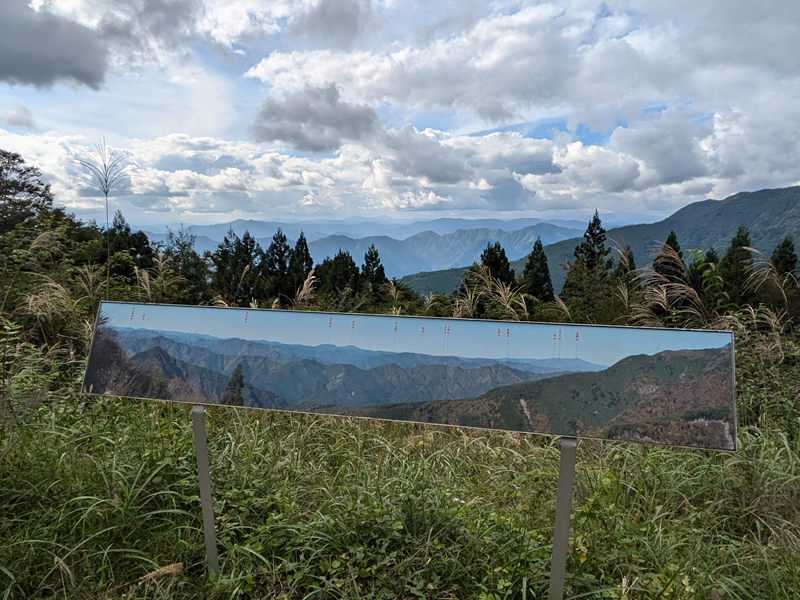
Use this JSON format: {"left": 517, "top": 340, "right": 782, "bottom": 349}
{"left": 607, "top": 109, "right": 710, "bottom": 186}
{"left": 248, "top": 84, "right": 381, "bottom": 153}
{"left": 244, "top": 0, "right": 800, "bottom": 139}
{"left": 246, "top": 4, "right": 578, "bottom": 121}
{"left": 0, "top": 0, "right": 108, "bottom": 88}
{"left": 381, "top": 126, "right": 471, "bottom": 185}
{"left": 289, "top": 0, "right": 372, "bottom": 49}
{"left": 0, "top": 105, "right": 37, "bottom": 129}
{"left": 94, "top": 0, "right": 202, "bottom": 66}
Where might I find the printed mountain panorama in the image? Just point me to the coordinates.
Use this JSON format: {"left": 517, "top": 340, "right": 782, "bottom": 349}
{"left": 84, "top": 321, "right": 735, "bottom": 451}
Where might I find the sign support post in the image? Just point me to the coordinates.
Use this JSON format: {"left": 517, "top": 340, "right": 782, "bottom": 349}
{"left": 191, "top": 405, "right": 220, "bottom": 576}
{"left": 549, "top": 437, "right": 578, "bottom": 600}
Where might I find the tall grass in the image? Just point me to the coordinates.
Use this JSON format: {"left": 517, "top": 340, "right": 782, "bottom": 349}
{"left": 2, "top": 392, "right": 799, "bottom": 599}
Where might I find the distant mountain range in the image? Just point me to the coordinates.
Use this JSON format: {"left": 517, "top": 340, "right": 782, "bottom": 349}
{"left": 145, "top": 222, "right": 583, "bottom": 278}
{"left": 113, "top": 328, "right": 605, "bottom": 375}
{"left": 305, "top": 225, "right": 582, "bottom": 277}
{"left": 143, "top": 216, "right": 596, "bottom": 246}
{"left": 402, "top": 186, "right": 800, "bottom": 295}
{"left": 89, "top": 327, "right": 602, "bottom": 409}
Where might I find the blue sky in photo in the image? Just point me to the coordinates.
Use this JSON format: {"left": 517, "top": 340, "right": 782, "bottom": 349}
{"left": 101, "top": 302, "right": 731, "bottom": 367}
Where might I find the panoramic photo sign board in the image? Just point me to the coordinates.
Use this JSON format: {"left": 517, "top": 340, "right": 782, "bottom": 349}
{"left": 84, "top": 301, "right": 736, "bottom": 450}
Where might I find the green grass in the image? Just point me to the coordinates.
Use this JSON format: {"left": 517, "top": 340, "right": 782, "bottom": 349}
{"left": 2, "top": 392, "right": 799, "bottom": 599}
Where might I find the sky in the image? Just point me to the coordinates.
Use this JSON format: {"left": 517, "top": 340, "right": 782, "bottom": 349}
{"left": 102, "top": 301, "right": 732, "bottom": 367}
{"left": 1, "top": 0, "right": 800, "bottom": 228}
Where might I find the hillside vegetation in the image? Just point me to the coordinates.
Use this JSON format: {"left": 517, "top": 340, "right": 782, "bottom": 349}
{"left": 403, "top": 186, "right": 800, "bottom": 295}
{"left": 2, "top": 149, "right": 800, "bottom": 598}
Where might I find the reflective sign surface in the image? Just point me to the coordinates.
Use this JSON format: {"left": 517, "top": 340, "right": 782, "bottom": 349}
{"left": 84, "top": 302, "right": 736, "bottom": 450}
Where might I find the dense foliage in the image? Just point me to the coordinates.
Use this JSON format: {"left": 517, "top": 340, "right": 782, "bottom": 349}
{"left": 1, "top": 150, "right": 799, "bottom": 598}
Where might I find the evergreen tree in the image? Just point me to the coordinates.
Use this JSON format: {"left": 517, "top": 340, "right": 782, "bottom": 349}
{"left": 164, "top": 224, "right": 210, "bottom": 304}
{"left": 210, "top": 229, "right": 266, "bottom": 306}
{"left": 560, "top": 211, "right": 615, "bottom": 322}
{"left": 288, "top": 230, "right": 314, "bottom": 287}
{"left": 264, "top": 228, "right": 293, "bottom": 302}
{"left": 361, "top": 244, "right": 389, "bottom": 299}
{"left": 573, "top": 210, "right": 613, "bottom": 273}
{"left": 612, "top": 244, "right": 637, "bottom": 285}
{"left": 686, "top": 248, "right": 724, "bottom": 308}
{"left": 317, "top": 249, "right": 360, "bottom": 295}
{"left": 653, "top": 230, "right": 685, "bottom": 282}
{"left": 772, "top": 236, "right": 797, "bottom": 276}
{"left": 221, "top": 364, "right": 244, "bottom": 406}
{"left": 480, "top": 241, "right": 515, "bottom": 286}
{"left": 719, "top": 226, "right": 753, "bottom": 307}
{"left": 521, "top": 237, "right": 554, "bottom": 301}
{"left": 107, "top": 210, "right": 154, "bottom": 280}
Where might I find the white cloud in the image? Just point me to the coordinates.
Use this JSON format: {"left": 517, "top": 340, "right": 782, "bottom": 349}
{"left": 248, "top": 83, "right": 381, "bottom": 153}
{"left": 0, "top": 104, "right": 37, "bottom": 129}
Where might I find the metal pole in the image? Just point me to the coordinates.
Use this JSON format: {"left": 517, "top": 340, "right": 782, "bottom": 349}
{"left": 191, "top": 405, "right": 220, "bottom": 576}
{"left": 549, "top": 437, "right": 578, "bottom": 600}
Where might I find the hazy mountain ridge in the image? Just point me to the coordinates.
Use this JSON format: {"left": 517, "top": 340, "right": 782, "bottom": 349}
{"left": 112, "top": 327, "right": 605, "bottom": 374}
{"left": 350, "top": 345, "right": 735, "bottom": 450}
{"left": 145, "top": 221, "right": 582, "bottom": 277}
{"left": 306, "top": 224, "right": 581, "bottom": 276}
{"left": 129, "top": 346, "right": 285, "bottom": 409}
{"left": 99, "top": 328, "right": 553, "bottom": 407}
{"left": 144, "top": 217, "right": 589, "bottom": 245}
{"left": 82, "top": 329, "right": 285, "bottom": 409}
{"left": 402, "top": 186, "right": 800, "bottom": 295}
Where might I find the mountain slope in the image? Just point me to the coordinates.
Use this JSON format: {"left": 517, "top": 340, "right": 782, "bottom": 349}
{"left": 307, "top": 224, "right": 580, "bottom": 277}
{"left": 403, "top": 186, "right": 800, "bottom": 295}
{"left": 351, "top": 345, "right": 735, "bottom": 449}
{"left": 129, "top": 346, "right": 285, "bottom": 409}
{"left": 106, "top": 328, "right": 555, "bottom": 407}
{"left": 112, "top": 328, "right": 605, "bottom": 374}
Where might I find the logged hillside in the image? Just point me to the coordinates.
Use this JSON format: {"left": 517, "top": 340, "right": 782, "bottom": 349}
{"left": 403, "top": 186, "right": 800, "bottom": 295}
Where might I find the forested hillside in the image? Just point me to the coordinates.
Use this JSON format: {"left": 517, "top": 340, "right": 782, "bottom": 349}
{"left": 403, "top": 186, "right": 800, "bottom": 295}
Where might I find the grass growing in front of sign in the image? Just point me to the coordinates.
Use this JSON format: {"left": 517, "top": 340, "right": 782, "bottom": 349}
{"left": 1, "top": 392, "right": 799, "bottom": 599}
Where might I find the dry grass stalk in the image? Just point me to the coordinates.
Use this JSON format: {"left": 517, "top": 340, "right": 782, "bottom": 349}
{"left": 546, "top": 295, "right": 572, "bottom": 322}
{"left": 512, "top": 293, "right": 530, "bottom": 321}
{"left": 75, "top": 265, "right": 105, "bottom": 309}
{"left": 96, "top": 563, "right": 183, "bottom": 598}
{"left": 453, "top": 287, "right": 479, "bottom": 318}
{"left": 292, "top": 269, "right": 317, "bottom": 309}
{"left": 383, "top": 280, "right": 402, "bottom": 306}
{"left": 744, "top": 246, "right": 797, "bottom": 306}
{"left": 29, "top": 229, "right": 65, "bottom": 258}
{"left": 135, "top": 253, "right": 184, "bottom": 303}
{"left": 492, "top": 279, "right": 523, "bottom": 321}
{"left": 629, "top": 244, "right": 713, "bottom": 328}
